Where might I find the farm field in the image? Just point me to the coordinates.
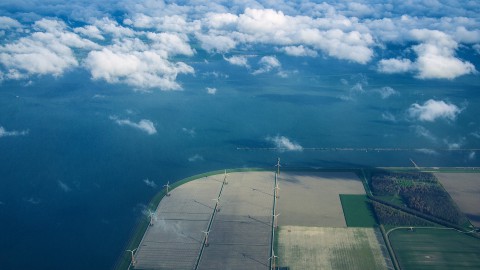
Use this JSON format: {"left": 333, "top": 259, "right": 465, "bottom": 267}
{"left": 434, "top": 173, "right": 480, "bottom": 227}
{"left": 277, "top": 172, "right": 365, "bottom": 227}
{"left": 389, "top": 228, "right": 480, "bottom": 270}
{"left": 340, "top": 195, "right": 377, "bottom": 227}
{"left": 276, "top": 226, "right": 388, "bottom": 270}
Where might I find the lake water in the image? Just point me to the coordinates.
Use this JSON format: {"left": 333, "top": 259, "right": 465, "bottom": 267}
{"left": 1, "top": 52, "right": 479, "bottom": 269}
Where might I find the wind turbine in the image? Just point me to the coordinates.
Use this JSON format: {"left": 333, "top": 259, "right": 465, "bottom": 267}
{"left": 273, "top": 213, "right": 280, "bottom": 228}
{"left": 126, "top": 248, "right": 137, "bottom": 267}
{"left": 269, "top": 250, "right": 278, "bottom": 270}
{"left": 212, "top": 198, "right": 220, "bottom": 212}
{"left": 274, "top": 182, "right": 280, "bottom": 199}
{"left": 223, "top": 169, "right": 229, "bottom": 185}
{"left": 202, "top": 230, "right": 210, "bottom": 247}
{"left": 148, "top": 209, "right": 155, "bottom": 226}
{"left": 163, "top": 181, "right": 171, "bottom": 196}
{"left": 275, "top": 158, "right": 281, "bottom": 175}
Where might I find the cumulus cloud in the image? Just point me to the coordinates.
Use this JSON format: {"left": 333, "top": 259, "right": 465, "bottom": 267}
{"left": 143, "top": 178, "right": 157, "bottom": 188}
{"left": 84, "top": 47, "right": 194, "bottom": 90}
{"left": 223, "top": 55, "right": 249, "bottom": 67}
{"left": 110, "top": 115, "right": 157, "bottom": 135}
{"left": 206, "top": 87, "right": 217, "bottom": 95}
{"left": 0, "top": 18, "right": 99, "bottom": 78}
{"left": 266, "top": 135, "right": 303, "bottom": 151}
{"left": 281, "top": 45, "right": 318, "bottom": 57}
{"left": 408, "top": 99, "right": 461, "bottom": 122}
{"left": 377, "top": 58, "right": 414, "bottom": 74}
{"left": 0, "top": 126, "right": 28, "bottom": 138}
{"left": 378, "top": 30, "right": 476, "bottom": 79}
{"left": 0, "top": 16, "right": 22, "bottom": 29}
{"left": 253, "top": 55, "right": 281, "bottom": 75}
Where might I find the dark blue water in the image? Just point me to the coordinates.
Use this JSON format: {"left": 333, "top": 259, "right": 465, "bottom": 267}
{"left": 1, "top": 52, "right": 479, "bottom": 269}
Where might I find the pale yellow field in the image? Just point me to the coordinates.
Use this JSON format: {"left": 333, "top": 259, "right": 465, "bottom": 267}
{"left": 276, "top": 226, "right": 388, "bottom": 270}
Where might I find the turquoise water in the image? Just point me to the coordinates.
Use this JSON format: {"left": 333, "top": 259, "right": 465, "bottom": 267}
{"left": 1, "top": 52, "right": 479, "bottom": 269}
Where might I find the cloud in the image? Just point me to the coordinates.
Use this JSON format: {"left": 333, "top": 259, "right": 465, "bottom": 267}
{"left": 377, "top": 58, "right": 414, "bottom": 74}
{"left": 378, "top": 30, "right": 476, "bottom": 79}
{"left": 413, "top": 125, "right": 437, "bottom": 142}
{"left": 73, "top": 25, "right": 104, "bottom": 40}
{"left": 84, "top": 47, "right": 194, "bottom": 90}
{"left": 110, "top": 115, "right": 157, "bottom": 135}
{"left": 182, "top": 127, "right": 196, "bottom": 137}
{"left": 471, "top": 131, "right": 480, "bottom": 139}
{"left": 415, "top": 148, "right": 439, "bottom": 155}
{"left": 469, "top": 151, "right": 476, "bottom": 160}
{"left": 375, "top": 86, "right": 399, "bottom": 99}
{"left": 24, "top": 197, "right": 41, "bottom": 205}
{"left": 223, "top": 55, "right": 249, "bottom": 67}
{"left": 188, "top": 154, "right": 204, "bottom": 162}
{"left": 281, "top": 45, "right": 318, "bottom": 57}
{"left": 143, "top": 178, "right": 157, "bottom": 188}
{"left": 266, "top": 135, "right": 303, "bottom": 152}
{"left": 206, "top": 87, "right": 217, "bottom": 95}
{"left": 408, "top": 99, "right": 461, "bottom": 122}
{"left": 57, "top": 180, "right": 72, "bottom": 192}
{"left": 253, "top": 55, "right": 281, "bottom": 75}
{"left": 0, "top": 126, "right": 28, "bottom": 137}
{"left": 196, "top": 33, "right": 236, "bottom": 53}
{"left": 0, "top": 18, "right": 99, "bottom": 78}
{"left": 381, "top": 112, "right": 397, "bottom": 122}
{"left": 0, "top": 16, "right": 22, "bottom": 29}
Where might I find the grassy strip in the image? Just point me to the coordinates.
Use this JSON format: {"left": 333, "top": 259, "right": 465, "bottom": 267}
{"left": 340, "top": 195, "right": 377, "bottom": 227}
{"left": 113, "top": 168, "right": 266, "bottom": 270}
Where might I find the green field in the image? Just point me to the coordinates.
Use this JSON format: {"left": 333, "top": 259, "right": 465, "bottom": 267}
{"left": 340, "top": 194, "right": 378, "bottom": 227}
{"left": 389, "top": 228, "right": 480, "bottom": 269}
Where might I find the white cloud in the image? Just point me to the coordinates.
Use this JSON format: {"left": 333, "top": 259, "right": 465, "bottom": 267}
{"left": 266, "top": 135, "right": 303, "bottom": 152}
{"left": 413, "top": 125, "right": 437, "bottom": 142}
{"left": 469, "top": 151, "right": 476, "bottom": 160}
{"left": 0, "top": 18, "right": 99, "bottom": 78}
{"left": 415, "top": 148, "right": 438, "bottom": 155}
{"left": 188, "top": 154, "right": 204, "bottom": 162}
{"left": 57, "top": 180, "right": 72, "bottom": 192}
{"left": 381, "top": 112, "right": 396, "bottom": 122}
{"left": 84, "top": 48, "right": 194, "bottom": 90}
{"left": 408, "top": 99, "right": 461, "bottom": 122}
{"left": 74, "top": 25, "right": 104, "bottom": 40}
{"left": 0, "top": 16, "right": 22, "bottom": 29}
{"left": 206, "top": 87, "right": 217, "bottom": 95}
{"left": 378, "top": 30, "right": 476, "bottom": 79}
{"left": 474, "top": 44, "right": 480, "bottom": 54}
{"left": 375, "top": 86, "right": 399, "bottom": 99}
{"left": 377, "top": 58, "right": 414, "bottom": 74}
{"left": 110, "top": 115, "right": 157, "bottom": 135}
{"left": 143, "top": 178, "right": 157, "bottom": 188}
{"left": 281, "top": 45, "right": 318, "bottom": 57}
{"left": 253, "top": 55, "right": 281, "bottom": 75}
{"left": 196, "top": 33, "right": 236, "bottom": 53}
{"left": 223, "top": 55, "right": 249, "bottom": 67}
{"left": 0, "top": 126, "right": 29, "bottom": 138}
